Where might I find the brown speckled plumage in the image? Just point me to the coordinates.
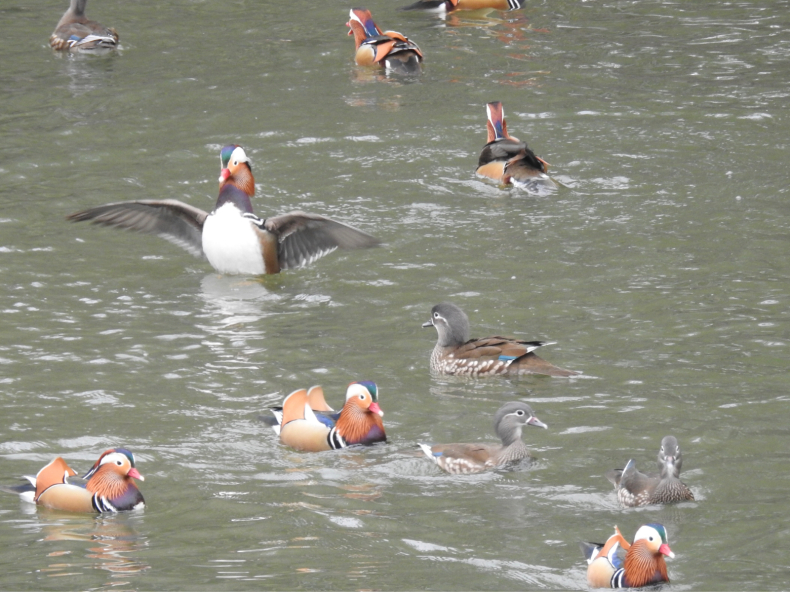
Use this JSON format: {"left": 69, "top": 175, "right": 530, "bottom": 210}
{"left": 422, "top": 302, "right": 578, "bottom": 377}
{"left": 606, "top": 436, "right": 694, "bottom": 507}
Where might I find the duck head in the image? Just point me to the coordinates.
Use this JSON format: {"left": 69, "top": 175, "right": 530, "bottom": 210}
{"left": 218, "top": 144, "right": 255, "bottom": 197}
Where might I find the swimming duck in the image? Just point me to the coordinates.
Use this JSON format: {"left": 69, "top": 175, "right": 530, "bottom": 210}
{"left": 347, "top": 8, "right": 423, "bottom": 75}
{"left": 50, "top": 0, "right": 118, "bottom": 52}
{"left": 68, "top": 145, "right": 380, "bottom": 275}
{"left": 400, "top": 0, "right": 525, "bottom": 15}
{"left": 422, "top": 302, "right": 578, "bottom": 377}
{"left": 581, "top": 523, "right": 674, "bottom": 588}
{"left": 605, "top": 435, "right": 695, "bottom": 506}
{"left": 419, "top": 401, "right": 547, "bottom": 474}
{"left": 2, "top": 448, "right": 144, "bottom": 513}
{"left": 269, "top": 382, "right": 386, "bottom": 451}
{"left": 476, "top": 101, "right": 556, "bottom": 191}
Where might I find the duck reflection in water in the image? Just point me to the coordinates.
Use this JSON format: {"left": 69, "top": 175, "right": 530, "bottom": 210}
{"left": 33, "top": 513, "right": 150, "bottom": 581}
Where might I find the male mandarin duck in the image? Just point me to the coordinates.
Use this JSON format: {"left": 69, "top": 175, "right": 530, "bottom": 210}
{"left": 1, "top": 449, "right": 144, "bottom": 513}
{"left": 68, "top": 145, "right": 380, "bottom": 275}
{"left": 605, "top": 435, "right": 695, "bottom": 506}
{"left": 347, "top": 8, "right": 423, "bottom": 75}
{"left": 422, "top": 302, "right": 578, "bottom": 377}
{"left": 268, "top": 382, "right": 386, "bottom": 452}
{"left": 50, "top": 0, "right": 119, "bottom": 52}
{"left": 581, "top": 524, "right": 674, "bottom": 588}
{"left": 476, "top": 101, "right": 557, "bottom": 191}
{"left": 419, "top": 401, "right": 547, "bottom": 474}
{"left": 400, "top": 0, "right": 525, "bottom": 14}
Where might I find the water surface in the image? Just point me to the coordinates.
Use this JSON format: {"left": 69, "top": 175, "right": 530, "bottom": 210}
{"left": 1, "top": 0, "right": 789, "bottom": 589}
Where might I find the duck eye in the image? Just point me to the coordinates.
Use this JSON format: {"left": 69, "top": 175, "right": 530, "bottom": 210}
{"left": 233, "top": 160, "right": 238, "bottom": 166}
{"left": 116, "top": 460, "right": 123, "bottom": 466}
{"left": 358, "top": 394, "right": 365, "bottom": 401}
{"left": 649, "top": 536, "right": 654, "bottom": 541}
{"left": 434, "top": 312, "right": 440, "bottom": 318}
{"left": 516, "top": 410, "right": 524, "bottom": 416}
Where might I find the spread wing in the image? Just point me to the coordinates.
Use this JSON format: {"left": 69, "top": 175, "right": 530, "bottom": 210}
{"left": 67, "top": 199, "right": 209, "bottom": 258}
{"left": 262, "top": 211, "right": 380, "bottom": 271}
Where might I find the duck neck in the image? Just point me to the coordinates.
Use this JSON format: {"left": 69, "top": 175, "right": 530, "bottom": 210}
{"left": 216, "top": 184, "right": 254, "bottom": 214}
{"left": 335, "top": 403, "right": 383, "bottom": 444}
{"left": 86, "top": 467, "right": 135, "bottom": 500}
{"left": 228, "top": 164, "right": 255, "bottom": 197}
{"left": 623, "top": 541, "right": 668, "bottom": 587}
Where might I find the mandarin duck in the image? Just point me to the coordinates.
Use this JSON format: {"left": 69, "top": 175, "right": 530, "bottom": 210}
{"left": 422, "top": 302, "right": 578, "bottom": 377}
{"left": 419, "top": 401, "right": 546, "bottom": 474}
{"left": 268, "top": 382, "right": 386, "bottom": 452}
{"left": 347, "top": 8, "right": 423, "bottom": 75}
{"left": 400, "top": 0, "right": 525, "bottom": 14}
{"left": 605, "top": 435, "right": 695, "bottom": 507}
{"left": 68, "top": 145, "right": 380, "bottom": 275}
{"left": 1, "top": 449, "right": 144, "bottom": 513}
{"left": 50, "top": 0, "right": 118, "bottom": 52}
{"left": 581, "top": 523, "right": 674, "bottom": 588}
{"left": 476, "top": 101, "right": 557, "bottom": 192}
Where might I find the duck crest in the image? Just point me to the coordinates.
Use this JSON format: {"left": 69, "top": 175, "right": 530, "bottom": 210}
{"left": 348, "top": 7, "right": 383, "bottom": 41}
{"left": 486, "top": 101, "right": 508, "bottom": 143}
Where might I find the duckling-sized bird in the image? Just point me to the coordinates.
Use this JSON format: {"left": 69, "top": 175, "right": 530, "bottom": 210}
{"left": 422, "top": 302, "right": 578, "bottom": 377}
{"left": 581, "top": 523, "right": 674, "bottom": 588}
{"left": 67, "top": 145, "right": 380, "bottom": 275}
{"left": 271, "top": 382, "right": 386, "bottom": 451}
{"left": 50, "top": 0, "right": 118, "bottom": 52}
{"left": 419, "top": 401, "right": 547, "bottom": 474}
{"left": 605, "top": 435, "right": 694, "bottom": 506}
{"left": 347, "top": 8, "right": 423, "bottom": 75}
{"left": 400, "top": 0, "right": 525, "bottom": 15}
{"left": 476, "top": 101, "right": 556, "bottom": 191}
{"left": 1, "top": 449, "right": 144, "bottom": 513}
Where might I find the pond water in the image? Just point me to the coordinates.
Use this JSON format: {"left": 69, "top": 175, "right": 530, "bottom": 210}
{"left": 0, "top": 0, "right": 789, "bottom": 589}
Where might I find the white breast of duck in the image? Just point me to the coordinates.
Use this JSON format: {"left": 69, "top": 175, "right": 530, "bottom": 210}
{"left": 202, "top": 202, "right": 265, "bottom": 275}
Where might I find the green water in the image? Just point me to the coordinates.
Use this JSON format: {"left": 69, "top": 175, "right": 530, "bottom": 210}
{"left": 0, "top": 0, "right": 788, "bottom": 589}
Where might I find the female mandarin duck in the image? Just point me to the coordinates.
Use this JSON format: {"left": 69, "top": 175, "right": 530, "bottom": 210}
{"left": 476, "top": 101, "right": 557, "bottom": 192}
{"left": 419, "top": 401, "right": 547, "bottom": 474}
{"left": 605, "top": 435, "right": 694, "bottom": 506}
{"left": 269, "top": 382, "right": 386, "bottom": 451}
{"left": 422, "top": 302, "right": 578, "bottom": 377}
{"left": 2, "top": 449, "right": 144, "bottom": 513}
{"left": 581, "top": 524, "right": 674, "bottom": 588}
{"left": 68, "top": 145, "right": 380, "bottom": 275}
{"left": 401, "top": 0, "right": 525, "bottom": 14}
{"left": 50, "top": 0, "right": 118, "bottom": 52}
{"left": 347, "top": 8, "right": 423, "bottom": 75}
